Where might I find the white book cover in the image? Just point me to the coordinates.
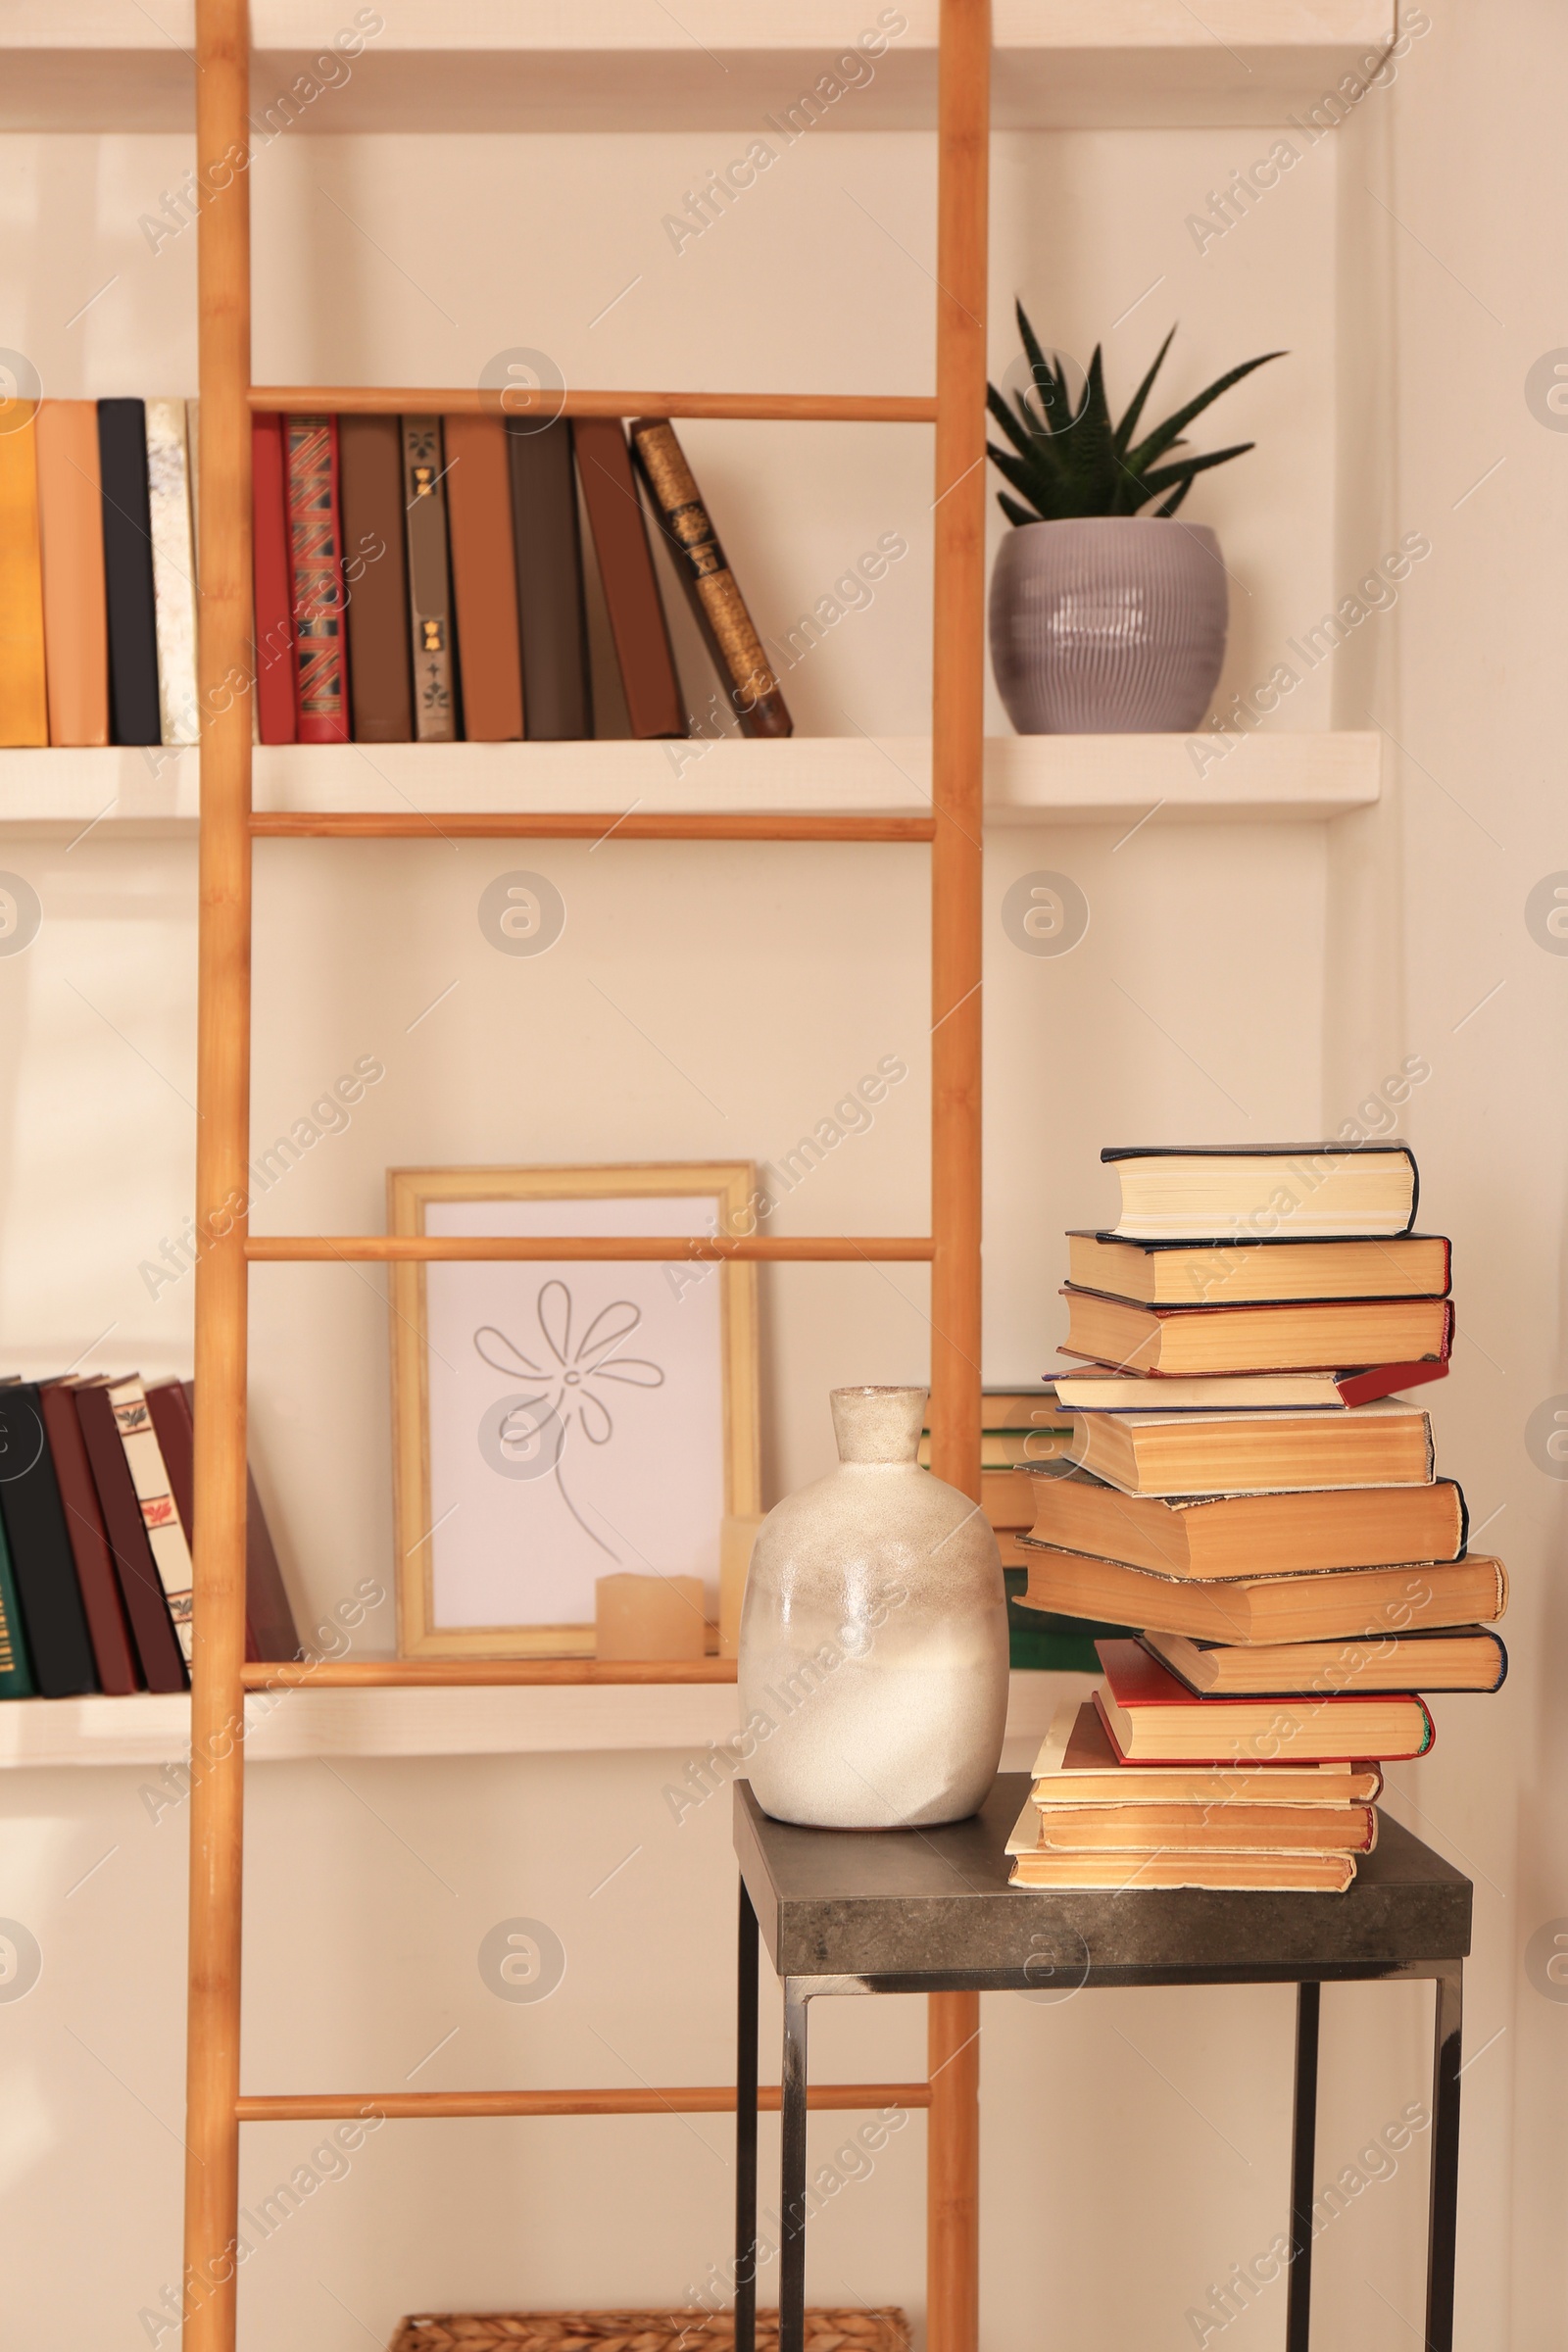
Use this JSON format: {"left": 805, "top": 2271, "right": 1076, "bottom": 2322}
{"left": 108, "top": 1376, "right": 194, "bottom": 1660}
{"left": 145, "top": 396, "right": 199, "bottom": 745}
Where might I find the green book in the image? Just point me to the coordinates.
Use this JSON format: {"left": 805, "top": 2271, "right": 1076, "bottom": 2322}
{"left": 0, "top": 1511, "right": 36, "bottom": 1696}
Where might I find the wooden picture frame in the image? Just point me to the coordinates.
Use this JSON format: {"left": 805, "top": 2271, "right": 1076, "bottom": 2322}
{"left": 389, "top": 1162, "right": 761, "bottom": 1659}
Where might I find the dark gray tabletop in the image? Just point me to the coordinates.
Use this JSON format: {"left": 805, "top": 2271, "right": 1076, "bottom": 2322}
{"left": 734, "top": 1775, "right": 1471, "bottom": 1990}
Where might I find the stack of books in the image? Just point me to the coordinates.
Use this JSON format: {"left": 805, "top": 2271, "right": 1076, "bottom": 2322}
{"left": 1007, "top": 1144, "right": 1507, "bottom": 1891}
{"left": 0, "top": 1375, "right": 298, "bottom": 1700}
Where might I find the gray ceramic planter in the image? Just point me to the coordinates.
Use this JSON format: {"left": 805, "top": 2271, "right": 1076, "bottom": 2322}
{"left": 989, "top": 515, "right": 1228, "bottom": 733}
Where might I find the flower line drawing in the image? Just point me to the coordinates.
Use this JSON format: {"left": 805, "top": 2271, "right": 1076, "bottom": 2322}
{"left": 474, "top": 1278, "right": 665, "bottom": 1557}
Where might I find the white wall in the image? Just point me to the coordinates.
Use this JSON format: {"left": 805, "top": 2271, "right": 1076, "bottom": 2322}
{"left": 1, "top": 71, "right": 1512, "bottom": 2352}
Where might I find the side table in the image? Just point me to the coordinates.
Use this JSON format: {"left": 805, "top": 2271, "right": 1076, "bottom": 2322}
{"left": 733, "top": 1774, "right": 1470, "bottom": 2352}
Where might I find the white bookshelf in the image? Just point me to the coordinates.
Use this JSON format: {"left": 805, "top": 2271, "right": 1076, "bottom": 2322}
{"left": 0, "top": 732, "right": 1380, "bottom": 832}
{"left": 3, "top": 2, "right": 1397, "bottom": 131}
{"left": 0, "top": 1668, "right": 1063, "bottom": 1766}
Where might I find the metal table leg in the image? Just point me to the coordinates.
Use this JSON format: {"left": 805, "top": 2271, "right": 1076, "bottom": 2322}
{"left": 1286, "top": 1981, "right": 1320, "bottom": 2352}
{"left": 780, "top": 1984, "right": 810, "bottom": 2352}
{"left": 735, "top": 1882, "right": 760, "bottom": 2352}
{"left": 1425, "top": 1964, "right": 1463, "bottom": 2352}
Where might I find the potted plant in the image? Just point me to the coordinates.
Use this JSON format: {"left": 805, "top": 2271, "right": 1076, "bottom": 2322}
{"left": 986, "top": 307, "right": 1282, "bottom": 733}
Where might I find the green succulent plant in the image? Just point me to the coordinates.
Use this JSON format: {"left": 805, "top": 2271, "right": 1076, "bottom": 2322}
{"left": 986, "top": 303, "right": 1284, "bottom": 524}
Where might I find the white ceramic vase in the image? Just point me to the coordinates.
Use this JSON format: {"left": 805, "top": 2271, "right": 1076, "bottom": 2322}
{"left": 737, "top": 1386, "right": 1009, "bottom": 1830}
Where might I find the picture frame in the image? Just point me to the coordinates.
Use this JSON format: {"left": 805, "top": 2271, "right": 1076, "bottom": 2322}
{"left": 389, "top": 1162, "right": 761, "bottom": 1659}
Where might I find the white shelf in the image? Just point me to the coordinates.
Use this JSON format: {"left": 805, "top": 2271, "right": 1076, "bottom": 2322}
{"left": 0, "top": 734, "right": 1379, "bottom": 833}
{"left": 0, "top": 1668, "right": 1066, "bottom": 1768}
{"left": 3, "top": 2, "right": 1396, "bottom": 131}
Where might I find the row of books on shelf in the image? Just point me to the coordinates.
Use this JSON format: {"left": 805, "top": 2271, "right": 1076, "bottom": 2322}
{"left": 0, "top": 1375, "right": 299, "bottom": 1700}
{"left": 0, "top": 394, "right": 793, "bottom": 752}
{"left": 988, "top": 1144, "right": 1504, "bottom": 1892}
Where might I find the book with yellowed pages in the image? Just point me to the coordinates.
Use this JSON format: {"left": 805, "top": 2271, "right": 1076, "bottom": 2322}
{"left": 1026, "top": 1467, "right": 1467, "bottom": 1579}
{"left": 1007, "top": 1792, "right": 1378, "bottom": 1854}
{"left": 1102, "top": 1144, "right": 1418, "bottom": 1241}
{"left": 1017, "top": 1544, "right": 1507, "bottom": 1646}
{"left": 1006, "top": 1830, "right": 1358, "bottom": 1892}
{"left": 1059, "top": 1288, "right": 1452, "bottom": 1376}
{"left": 1066, "top": 1229, "right": 1451, "bottom": 1306}
{"left": 1030, "top": 1698, "right": 1384, "bottom": 1808}
{"left": 1065, "top": 1400, "right": 1434, "bottom": 1497}
{"left": 1142, "top": 1622, "right": 1508, "bottom": 1697}
{"left": 1053, "top": 1365, "right": 1448, "bottom": 1411}
{"left": 1096, "top": 1638, "right": 1434, "bottom": 1763}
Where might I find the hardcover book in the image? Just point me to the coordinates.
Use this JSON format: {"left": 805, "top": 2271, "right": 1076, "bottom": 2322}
{"left": 285, "top": 414, "right": 350, "bottom": 743}
{"left": 0, "top": 1383, "right": 98, "bottom": 1694}
{"left": 444, "top": 413, "right": 523, "bottom": 742}
{"left": 573, "top": 416, "right": 683, "bottom": 738}
{"left": 251, "top": 412, "right": 297, "bottom": 744}
{"left": 337, "top": 413, "right": 413, "bottom": 742}
{"left": 1101, "top": 1144, "right": 1419, "bottom": 1241}
{"left": 401, "top": 415, "right": 459, "bottom": 743}
{"left": 35, "top": 400, "right": 109, "bottom": 747}
{"left": 507, "top": 415, "right": 592, "bottom": 740}
{"left": 0, "top": 400, "right": 49, "bottom": 747}
{"left": 144, "top": 395, "right": 199, "bottom": 746}
{"left": 98, "top": 397, "right": 162, "bottom": 745}
{"left": 628, "top": 417, "right": 791, "bottom": 738}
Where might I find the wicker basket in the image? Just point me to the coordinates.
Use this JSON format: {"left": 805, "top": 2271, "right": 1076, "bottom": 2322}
{"left": 388, "top": 2311, "right": 910, "bottom": 2352}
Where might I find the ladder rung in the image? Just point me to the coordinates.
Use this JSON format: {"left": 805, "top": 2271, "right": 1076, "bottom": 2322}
{"left": 249, "top": 812, "right": 936, "bottom": 843}
{"left": 241, "top": 1658, "right": 737, "bottom": 1689}
{"left": 235, "top": 2083, "right": 932, "bottom": 2122}
{"left": 250, "top": 387, "right": 939, "bottom": 424}
{"left": 245, "top": 1236, "right": 937, "bottom": 1262}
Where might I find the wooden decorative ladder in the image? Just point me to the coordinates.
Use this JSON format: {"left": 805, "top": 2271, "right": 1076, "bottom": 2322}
{"left": 182, "top": 4, "right": 992, "bottom": 2347}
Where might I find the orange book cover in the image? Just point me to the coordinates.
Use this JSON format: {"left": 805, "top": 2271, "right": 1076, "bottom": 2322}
{"left": 0, "top": 402, "right": 48, "bottom": 746}
{"left": 36, "top": 400, "right": 109, "bottom": 746}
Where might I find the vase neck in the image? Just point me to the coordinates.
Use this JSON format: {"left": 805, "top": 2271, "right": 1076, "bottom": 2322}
{"left": 830, "top": 1386, "right": 927, "bottom": 1466}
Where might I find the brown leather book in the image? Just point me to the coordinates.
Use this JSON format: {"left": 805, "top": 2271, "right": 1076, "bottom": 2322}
{"left": 337, "top": 413, "right": 413, "bottom": 742}
{"left": 149, "top": 1379, "right": 303, "bottom": 1664}
{"left": 72, "top": 1380, "right": 187, "bottom": 1692}
{"left": 444, "top": 413, "right": 523, "bottom": 742}
{"left": 507, "top": 416, "right": 591, "bottom": 739}
{"left": 572, "top": 417, "right": 682, "bottom": 738}
{"left": 628, "top": 417, "right": 790, "bottom": 737}
{"left": 35, "top": 401, "right": 110, "bottom": 746}
{"left": 38, "top": 1381, "right": 140, "bottom": 1691}
{"left": 401, "top": 415, "right": 458, "bottom": 742}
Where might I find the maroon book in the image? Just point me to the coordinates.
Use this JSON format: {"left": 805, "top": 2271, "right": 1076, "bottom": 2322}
{"left": 73, "top": 1380, "right": 186, "bottom": 1692}
{"left": 39, "top": 1382, "right": 141, "bottom": 1692}
{"left": 148, "top": 1381, "right": 302, "bottom": 1663}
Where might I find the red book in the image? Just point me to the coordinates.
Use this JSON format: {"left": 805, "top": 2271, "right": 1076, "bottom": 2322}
{"left": 1093, "top": 1637, "right": 1435, "bottom": 1766}
{"left": 72, "top": 1381, "right": 186, "bottom": 1692}
{"left": 285, "top": 414, "right": 349, "bottom": 743}
{"left": 251, "top": 413, "right": 296, "bottom": 745}
{"left": 146, "top": 1380, "right": 303, "bottom": 1664}
{"left": 38, "top": 1382, "right": 141, "bottom": 1692}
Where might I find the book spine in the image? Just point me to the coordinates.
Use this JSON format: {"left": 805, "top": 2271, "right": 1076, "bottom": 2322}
{"left": 144, "top": 396, "right": 200, "bottom": 746}
{"left": 443, "top": 413, "right": 524, "bottom": 743}
{"left": 35, "top": 401, "right": 109, "bottom": 747}
{"left": 0, "top": 1385, "right": 98, "bottom": 1695}
{"left": 401, "top": 415, "right": 459, "bottom": 742}
{"left": 337, "top": 413, "right": 414, "bottom": 743}
{"left": 145, "top": 1380, "right": 259, "bottom": 1665}
{"left": 627, "top": 417, "right": 791, "bottom": 738}
{"left": 0, "top": 401, "right": 49, "bottom": 746}
{"left": 506, "top": 415, "right": 592, "bottom": 740}
{"left": 251, "top": 413, "right": 297, "bottom": 744}
{"left": 285, "top": 414, "right": 350, "bottom": 744}
{"left": 97, "top": 398, "right": 162, "bottom": 745}
{"left": 0, "top": 1512, "right": 34, "bottom": 1696}
{"left": 107, "top": 1380, "right": 194, "bottom": 1663}
{"left": 39, "top": 1382, "right": 141, "bottom": 1694}
{"left": 73, "top": 1384, "right": 187, "bottom": 1692}
{"left": 572, "top": 417, "right": 683, "bottom": 739}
